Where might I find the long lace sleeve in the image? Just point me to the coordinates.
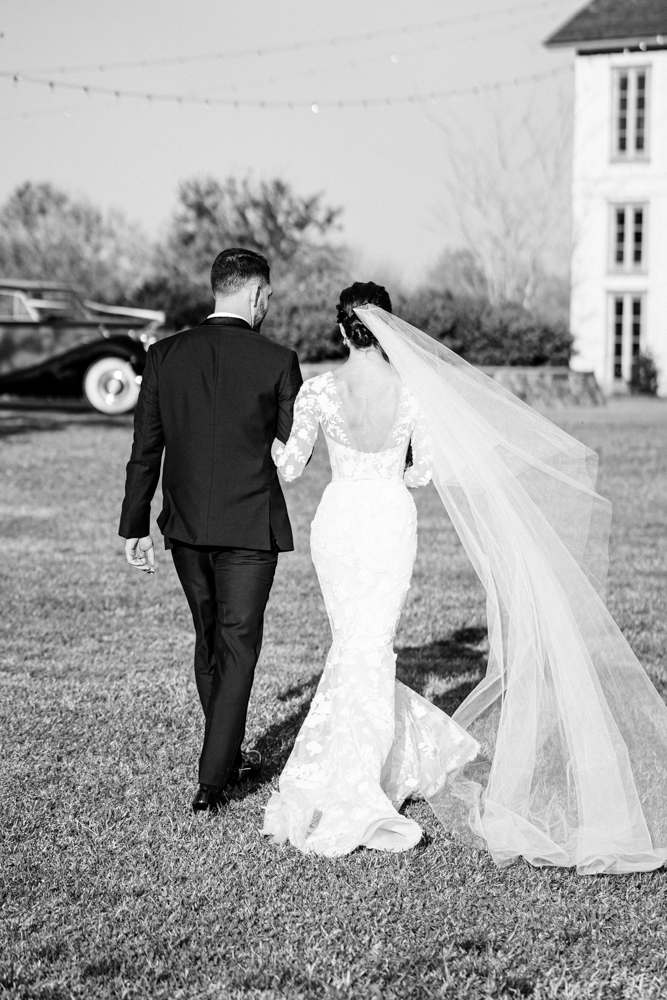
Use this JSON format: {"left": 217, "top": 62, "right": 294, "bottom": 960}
{"left": 273, "top": 379, "right": 319, "bottom": 482}
{"left": 403, "top": 396, "right": 433, "bottom": 488}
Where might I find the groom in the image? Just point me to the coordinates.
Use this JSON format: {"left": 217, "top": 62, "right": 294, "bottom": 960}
{"left": 119, "top": 248, "right": 302, "bottom": 812}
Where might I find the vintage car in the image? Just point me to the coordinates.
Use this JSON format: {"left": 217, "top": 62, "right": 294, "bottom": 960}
{"left": 0, "top": 279, "right": 165, "bottom": 414}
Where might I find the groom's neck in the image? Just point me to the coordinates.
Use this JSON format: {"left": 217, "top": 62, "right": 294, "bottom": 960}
{"left": 212, "top": 294, "right": 252, "bottom": 325}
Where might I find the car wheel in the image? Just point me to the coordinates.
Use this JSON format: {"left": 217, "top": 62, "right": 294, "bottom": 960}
{"left": 83, "top": 357, "right": 141, "bottom": 415}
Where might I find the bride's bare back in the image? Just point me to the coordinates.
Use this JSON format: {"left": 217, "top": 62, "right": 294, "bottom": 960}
{"left": 332, "top": 354, "right": 402, "bottom": 453}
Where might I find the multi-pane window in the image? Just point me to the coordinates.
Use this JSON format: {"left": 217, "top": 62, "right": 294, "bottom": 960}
{"left": 610, "top": 293, "right": 645, "bottom": 381}
{"left": 612, "top": 67, "right": 650, "bottom": 159}
{"left": 610, "top": 203, "right": 647, "bottom": 271}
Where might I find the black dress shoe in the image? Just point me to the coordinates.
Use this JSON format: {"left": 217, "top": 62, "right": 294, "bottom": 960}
{"left": 191, "top": 785, "right": 229, "bottom": 814}
{"left": 234, "top": 749, "right": 262, "bottom": 783}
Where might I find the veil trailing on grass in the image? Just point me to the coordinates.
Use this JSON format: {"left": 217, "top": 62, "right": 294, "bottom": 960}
{"left": 355, "top": 304, "right": 667, "bottom": 875}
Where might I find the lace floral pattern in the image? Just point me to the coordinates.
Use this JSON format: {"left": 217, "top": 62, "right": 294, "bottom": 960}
{"left": 273, "top": 372, "right": 433, "bottom": 487}
{"left": 263, "top": 370, "right": 478, "bottom": 856}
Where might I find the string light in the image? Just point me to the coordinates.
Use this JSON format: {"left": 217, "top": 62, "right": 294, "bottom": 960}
{"left": 206, "top": 6, "right": 559, "bottom": 98}
{"left": 18, "top": 0, "right": 570, "bottom": 76}
{"left": 0, "top": 65, "right": 570, "bottom": 112}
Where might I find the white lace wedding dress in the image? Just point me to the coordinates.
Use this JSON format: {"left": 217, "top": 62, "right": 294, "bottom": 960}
{"left": 262, "top": 372, "right": 479, "bottom": 856}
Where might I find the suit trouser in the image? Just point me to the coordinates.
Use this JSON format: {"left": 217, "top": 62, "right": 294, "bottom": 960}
{"left": 170, "top": 540, "right": 278, "bottom": 790}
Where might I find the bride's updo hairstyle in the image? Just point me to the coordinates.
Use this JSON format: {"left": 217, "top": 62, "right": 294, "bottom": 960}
{"left": 336, "top": 282, "right": 392, "bottom": 352}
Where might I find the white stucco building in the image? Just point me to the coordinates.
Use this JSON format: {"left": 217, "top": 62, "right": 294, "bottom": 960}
{"left": 547, "top": 0, "right": 667, "bottom": 395}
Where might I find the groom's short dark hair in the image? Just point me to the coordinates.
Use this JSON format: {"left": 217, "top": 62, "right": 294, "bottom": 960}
{"left": 211, "top": 248, "right": 270, "bottom": 296}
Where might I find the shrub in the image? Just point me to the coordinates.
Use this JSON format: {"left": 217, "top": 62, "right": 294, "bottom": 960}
{"left": 261, "top": 246, "right": 351, "bottom": 362}
{"left": 630, "top": 352, "right": 659, "bottom": 396}
{"left": 133, "top": 274, "right": 210, "bottom": 332}
{"left": 397, "top": 287, "right": 573, "bottom": 366}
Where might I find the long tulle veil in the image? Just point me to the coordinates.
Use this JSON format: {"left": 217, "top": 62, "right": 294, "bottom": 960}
{"left": 355, "top": 304, "right": 667, "bottom": 875}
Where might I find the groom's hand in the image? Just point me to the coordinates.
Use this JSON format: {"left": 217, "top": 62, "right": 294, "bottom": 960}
{"left": 124, "top": 535, "right": 156, "bottom": 574}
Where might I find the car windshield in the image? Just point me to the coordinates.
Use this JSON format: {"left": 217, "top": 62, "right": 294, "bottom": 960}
{"left": 26, "top": 289, "right": 90, "bottom": 321}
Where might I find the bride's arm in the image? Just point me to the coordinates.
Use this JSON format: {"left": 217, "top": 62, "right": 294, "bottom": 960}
{"left": 403, "top": 399, "right": 433, "bottom": 488}
{"left": 272, "top": 381, "right": 319, "bottom": 482}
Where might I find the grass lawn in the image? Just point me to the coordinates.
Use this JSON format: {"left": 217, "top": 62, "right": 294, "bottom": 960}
{"left": 1, "top": 395, "right": 666, "bottom": 1000}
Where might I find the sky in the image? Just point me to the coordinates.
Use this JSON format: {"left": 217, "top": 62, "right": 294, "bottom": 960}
{"left": 0, "top": 0, "right": 581, "bottom": 286}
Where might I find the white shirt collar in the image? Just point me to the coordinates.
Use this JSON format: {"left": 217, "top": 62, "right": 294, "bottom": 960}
{"left": 207, "top": 311, "right": 249, "bottom": 323}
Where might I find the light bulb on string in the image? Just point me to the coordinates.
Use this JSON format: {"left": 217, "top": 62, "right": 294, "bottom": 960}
{"left": 0, "top": 63, "right": 571, "bottom": 113}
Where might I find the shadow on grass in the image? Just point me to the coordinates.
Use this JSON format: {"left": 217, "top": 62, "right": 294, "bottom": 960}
{"left": 238, "top": 625, "right": 487, "bottom": 799}
{"left": 0, "top": 395, "right": 89, "bottom": 412}
{"left": 243, "top": 674, "right": 320, "bottom": 794}
{"left": 396, "top": 625, "right": 488, "bottom": 716}
{"left": 0, "top": 412, "right": 131, "bottom": 437}
{"left": 0, "top": 415, "right": 68, "bottom": 437}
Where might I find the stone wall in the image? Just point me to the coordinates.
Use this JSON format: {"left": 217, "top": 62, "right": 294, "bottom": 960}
{"left": 301, "top": 363, "right": 605, "bottom": 408}
{"left": 479, "top": 367, "right": 605, "bottom": 407}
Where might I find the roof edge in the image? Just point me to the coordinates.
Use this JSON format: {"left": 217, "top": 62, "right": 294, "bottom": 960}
{"left": 545, "top": 32, "right": 667, "bottom": 50}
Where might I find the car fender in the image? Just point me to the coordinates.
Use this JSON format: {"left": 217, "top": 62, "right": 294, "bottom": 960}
{"left": 0, "top": 334, "right": 146, "bottom": 392}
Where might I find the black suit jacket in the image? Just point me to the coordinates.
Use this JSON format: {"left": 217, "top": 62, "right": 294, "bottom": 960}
{"left": 118, "top": 316, "right": 303, "bottom": 551}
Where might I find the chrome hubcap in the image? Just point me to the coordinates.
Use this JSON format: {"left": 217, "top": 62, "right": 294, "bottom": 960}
{"left": 101, "top": 370, "right": 128, "bottom": 406}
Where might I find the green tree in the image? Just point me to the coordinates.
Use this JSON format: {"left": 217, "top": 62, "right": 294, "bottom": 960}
{"left": 140, "top": 175, "right": 344, "bottom": 332}
{"left": 0, "top": 181, "right": 152, "bottom": 303}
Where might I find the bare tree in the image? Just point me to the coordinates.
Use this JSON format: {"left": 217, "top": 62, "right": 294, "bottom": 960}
{"left": 425, "top": 84, "right": 573, "bottom": 310}
{"left": 426, "top": 247, "right": 490, "bottom": 299}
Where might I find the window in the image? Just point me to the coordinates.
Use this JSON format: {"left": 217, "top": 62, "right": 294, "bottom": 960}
{"left": 614, "top": 208, "right": 626, "bottom": 265}
{"left": 0, "top": 291, "right": 34, "bottom": 320}
{"left": 0, "top": 293, "right": 14, "bottom": 320}
{"left": 631, "top": 298, "right": 642, "bottom": 368}
{"left": 612, "top": 67, "right": 650, "bottom": 159}
{"left": 27, "top": 290, "right": 88, "bottom": 320}
{"left": 617, "top": 72, "right": 628, "bottom": 153}
{"left": 636, "top": 70, "right": 647, "bottom": 153}
{"left": 610, "top": 203, "right": 647, "bottom": 271}
{"left": 633, "top": 207, "right": 644, "bottom": 265}
{"left": 613, "top": 297, "right": 624, "bottom": 379}
{"left": 609, "top": 293, "right": 645, "bottom": 381}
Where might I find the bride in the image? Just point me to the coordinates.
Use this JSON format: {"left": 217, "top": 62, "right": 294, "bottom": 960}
{"left": 262, "top": 281, "right": 667, "bottom": 874}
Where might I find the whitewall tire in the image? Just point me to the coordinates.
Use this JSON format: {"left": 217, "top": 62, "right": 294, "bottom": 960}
{"left": 82, "top": 357, "right": 141, "bottom": 415}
